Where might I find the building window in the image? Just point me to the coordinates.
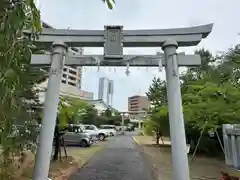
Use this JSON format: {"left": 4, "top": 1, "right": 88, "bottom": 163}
{"left": 71, "top": 66, "right": 77, "bottom": 70}
{"left": 69, "top": 69, "right": 77, "bottom": 75}
{"left": 130, "top": 99, "right": 139, "bottom": 103}
{"left": 69, "top": 76, "right": 76, "bottom": 81}
{"left": 129, "top": 96, "right": 139, "bottom": 99}
{"left": 63, "top": 68, "right": 67, "bottom": 72}
{"left": 130, "top": 102, "right": 138, "bottom": 106}
{"left": 68, "top": 82, "right": 76, "bottom": 86}
{"left": 62, "top": 74, "right": 67, "bottom": 78}
{"left": 61, "top": 80, "right": 66, "bottom": 84}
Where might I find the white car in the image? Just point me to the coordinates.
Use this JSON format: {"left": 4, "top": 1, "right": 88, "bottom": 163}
{"left": 100, "top": 125, "right": 117, "bottom": 136}
{"left": 82, "top": 124, "right": 109, "bottom": 141}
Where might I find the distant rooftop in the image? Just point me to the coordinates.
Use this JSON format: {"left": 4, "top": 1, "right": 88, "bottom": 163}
{"left": 128, "top": 95, "right": 147, "bottom": 99}
{"left": 85, "top": 99, "right": 117, "bottom": 111}
{"left": 42, "top": 21, "right": 53, "bottom": 28}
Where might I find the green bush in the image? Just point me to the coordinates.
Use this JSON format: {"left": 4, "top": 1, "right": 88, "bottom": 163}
{"left": 186, "top": 126, "right": 224, "bottom": 156}
{"left": 144, "top": 120, "right": 154, "bottom": 136}
{"left": 138, "top": 132, "right": 144, "bottom": 136}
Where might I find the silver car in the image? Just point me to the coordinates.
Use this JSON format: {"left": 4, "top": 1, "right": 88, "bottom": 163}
{"left": 63, "top": 125, "right": 93, "bottom": 147}
{"left": 100, "top": 125, "right": 117, "bottom": 136}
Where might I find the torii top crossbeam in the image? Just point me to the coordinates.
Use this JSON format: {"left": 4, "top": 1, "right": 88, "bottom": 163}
{"left": 25, "top": 24, "right": 213, "bottom": 48}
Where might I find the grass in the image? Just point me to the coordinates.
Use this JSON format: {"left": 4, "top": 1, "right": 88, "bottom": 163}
{"left": 134, "top": 135, "right": 225, "bottom": 180}
{"left": 19, "top": 140, "right": 109, "bottom": 180}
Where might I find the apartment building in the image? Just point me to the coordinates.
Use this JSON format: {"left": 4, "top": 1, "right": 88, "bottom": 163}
{"left": 128, "top": 95, "right": 150, "bottom": 118}
{"left": 61, "top": 64, "right": 82, "bottom": 89}
{"left": 38, "top": 22, "right": 93, "bottom": 101}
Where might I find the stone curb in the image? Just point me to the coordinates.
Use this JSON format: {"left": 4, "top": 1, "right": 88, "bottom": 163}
{"left": 132, "top": 136, "right": 140, "bottom": 145}
{"left": 132, "top": 136, "right": 158, "bottom": 180}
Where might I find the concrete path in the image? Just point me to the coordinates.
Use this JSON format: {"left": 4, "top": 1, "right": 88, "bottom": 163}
{"left": 69, "top": 132, "right": 154, "bottom": 180}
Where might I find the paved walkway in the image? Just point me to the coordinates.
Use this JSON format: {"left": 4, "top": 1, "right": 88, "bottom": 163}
{"left": 70, "top": 132, "right": 154, "bottom": 180}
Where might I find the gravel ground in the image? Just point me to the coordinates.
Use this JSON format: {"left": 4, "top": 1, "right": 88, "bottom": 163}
{"left": 69, "top": 132, "right": 154, "bottom": 180}
{"left": 134, "top": 136, "right": 225, "bottom": 180}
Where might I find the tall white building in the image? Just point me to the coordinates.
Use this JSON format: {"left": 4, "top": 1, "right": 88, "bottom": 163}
{"left": 98, "top": 77, "right": 108, "bottom": 104}
{"left": 98, "top": 77, "right": 114, "bottom": 106}
{"left": 108, "top": 80, "right": 114, "bottom": 106}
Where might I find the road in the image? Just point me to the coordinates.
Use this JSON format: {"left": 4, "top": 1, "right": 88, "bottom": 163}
{"left": 69, "top": 132, "right": 154, "bottom": 180}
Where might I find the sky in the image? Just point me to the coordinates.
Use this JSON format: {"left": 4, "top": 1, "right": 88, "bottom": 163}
{"left": 37, "top": 0, "right": 240, "bottom": 111}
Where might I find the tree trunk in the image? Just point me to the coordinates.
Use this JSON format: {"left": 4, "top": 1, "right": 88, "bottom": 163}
{"left": 52, "top": 125, "right": 60, "bottom": 161}
{"left": 52, "top": 137, "right": 60, "bottom": 161}
{"left": 156, "top": 135, "right": 160, "bottom": 145}
{"left": 155, "top": 128, "right": 162, "bottom": 145}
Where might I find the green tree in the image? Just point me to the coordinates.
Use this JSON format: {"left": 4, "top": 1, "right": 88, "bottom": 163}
{"left": 146, "top": 47, "right": 240, "bottom": 151}
{"left": 182, "top": 48, "right": 240, "bottom": 129}
{"left": 95, "top": 115, "right": 109, "bottom": 126}
{"left": 104, "top": 108, "right": 112, "bottom": 117}
{"left": 110, "top": 115, "right": 122, "bottom": 125}
{"left": 146, "top": 77, "right": 167, "bottom": 107}
{"left": 99, "top": 108, "right": 125, "bottom": 125}
{"left": 124, "top": 118, "right": 130, "bottom": 125}
{"left": 0, "top": 1, "right": 43, "bottom": 178}
{"left": 52, "top": 97, "right": 91, "bottom": 161}
{"left": 144, "top": 106, "right": 169, "bottom": 144}
{"left": 1, "top": 0, "right": 114, "bottom": 177}
{"left": 145, "top": 77, "right": 168, "bottom": 144}
{"left": 102, "top": 0, "right": 115, "bottom": 9}
{"left": 182, "top": 47, "right": 240, "bottom": 154}
{"left": 58, "top": 97, "right": 90, "bottom": 126}
{"left": 81, "top": 105, "right": 98, "bottom": 125}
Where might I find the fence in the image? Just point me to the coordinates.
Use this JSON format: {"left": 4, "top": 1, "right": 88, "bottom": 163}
{"left": 222, "top": 124, "right": 240, "bottom": 170}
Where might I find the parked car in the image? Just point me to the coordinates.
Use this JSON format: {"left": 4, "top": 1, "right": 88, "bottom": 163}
{"left": 63, "top": 124, "right": 93, "bottom": 147}
{"left": 126, "top": 125, "right": 135, "bottom": 132}
{"left": 83, "top": 124, "right": 109, "bottom": 141}
{"left": 100, "top": 125, "right": 117, "bottom": 136}
{"left": 114, "top": 126, "right": 122, "bottom": 131}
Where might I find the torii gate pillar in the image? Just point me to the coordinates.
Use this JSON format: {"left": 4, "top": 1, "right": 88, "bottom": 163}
{"left": 162, "top": 39, "right": 190, "bottom": 180}
{"left": 138, "top": 121, "right": 141, "bottom": 129}
{"left": 33, "top": 40, "right": 68, "bottom": 180}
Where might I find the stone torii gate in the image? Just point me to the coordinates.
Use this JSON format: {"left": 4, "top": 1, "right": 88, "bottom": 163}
{"left": 27, "top": 24, "right": 213, "bottom": 180}
{"left": 118, "top": 111, "right": 148, "bottom": 128}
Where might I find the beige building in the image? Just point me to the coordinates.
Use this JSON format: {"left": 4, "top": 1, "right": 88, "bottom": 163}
{"left": 37, "top": 81, "right": 94, "bottom": 103}
{"left": 61, "top": 64, "right": 82, "bottom": 89}
{"left": 37, "top": 22, "right": 93, "bottom": 102}
{"left": 128, "top": 95, "right": 150, "bottom": 118}
{"left": 42, "top": 22, "right": 83, "bottom": 90}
